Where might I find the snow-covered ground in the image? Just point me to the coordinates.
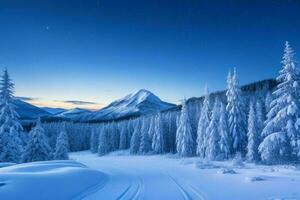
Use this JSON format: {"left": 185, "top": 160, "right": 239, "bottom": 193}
{"left": 0, "top": 160, "right": 107, "bottom": 200}
{"left": 1, "top": 151, "right": 300, "bottom": 200}
{"left": 71, "top": 151, "right": 300, "bottom": 200}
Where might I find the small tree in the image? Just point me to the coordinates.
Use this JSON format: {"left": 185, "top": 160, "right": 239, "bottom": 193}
{"left": 22, "top": 118, "right": 52, "bottom": 162}
{"left": 54, "top": 124, "right": 69, "bottom": 160}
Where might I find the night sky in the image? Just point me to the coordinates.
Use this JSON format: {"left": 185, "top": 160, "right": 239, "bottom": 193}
{"left": 0, "top": 0, "right": 300, "bottom": 109}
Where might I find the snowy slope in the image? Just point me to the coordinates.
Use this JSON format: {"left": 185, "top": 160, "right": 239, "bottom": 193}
{"left": 0, "top": 160, "right": 107, "bottom": 200}
{"left": 57, "top": 108, "right": 92, "bottom": 119}
{"left": 81, "top": 89, "right": 175, "bottom": 122}
{"left": 14, "top": 99, "right": 51, "bottom": 120}
{"left": 70, "top": 151, "right": 300, "bottom": 200}
{"left": 42, "top": 107, "right": 67, "bottom": 115}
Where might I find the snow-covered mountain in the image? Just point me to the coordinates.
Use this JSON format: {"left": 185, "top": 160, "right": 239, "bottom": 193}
{"left": 80, "top": 89, "right": 176, "bottom": 122}
{"left": 14, "top": 100, "right": 51, "bottom": 120}
{"left": 42, "top": 107, "right": 67, "bottom": 115}
{"left": 57, "top": 108, "right": 92, "bottom": 119}
{"left": 15, "top": 89, "right": 175, "bottom": 122}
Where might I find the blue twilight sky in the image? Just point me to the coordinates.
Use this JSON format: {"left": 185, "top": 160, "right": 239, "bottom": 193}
{"left": 0, "top": 0, "right": 300, "bottom": 109}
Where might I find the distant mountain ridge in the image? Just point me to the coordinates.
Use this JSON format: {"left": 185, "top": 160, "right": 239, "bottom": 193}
{"left": 57, "top": 108, "right": 92, "bottom": 119}
{"left": 14, "top": 99, "right": 50, "bottom": 120}
{"left": 41, "top": 107, "right": 67, "bottom": 115}
{"left": 17, "top": 79, "right": 277, "bottom": 123}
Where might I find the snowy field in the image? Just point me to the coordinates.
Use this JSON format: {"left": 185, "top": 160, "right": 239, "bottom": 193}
{"left": 1, "top": 151, "right": 300, "bottom": 200}
{"left": 71, "top": 151, "right": 300, "bottom": 200}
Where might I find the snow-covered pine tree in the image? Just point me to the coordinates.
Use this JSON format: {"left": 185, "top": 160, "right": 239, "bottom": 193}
{"left": 152, "top": 113, "right": 164, "bottom": 154}
{"left": 167, "top": 111, "right": 178, "bottom": 153}
{"left": 22, "top": 118, "right": 52, "bottom": 162}
{"left": 0, "top": 69, "right": 23, "bottom": 163}
{"left": 140, "top": 117, "right": 152, "bottom": 154}
{"left": 265, "top": 92, "right": 273, "bottom": 114}
{"left": 176, "top": 100, "right": 195, "bottom": 157}
{"left": 127, "top": 119, "right": 135, "bottom": 140}
{"left": 226, "top": 69, "right": 247, "bottom": 156}
{"left": 219, "top": 102, "right": 231, "bottom": 160}
{"left": 0, "top": 123, "right": 23, "bottom": 163}
{"left": 54, "top": 124, "right": 69, "bottom": 160}
{"left": 260, "top": 41, "right": 300, "bottom": 164}
{"left": 130, "top": 119, "right": 141, "bottom": 154}
{"left": 119, "top": 122, "right": 129, "bottom": 150}
{"left": 90, "top": 128, "right": 99, "bottom": 153}
{"left": 206, "top": 98, "right": 221, "bottom": 160}
{"left": 148, "top": 116, "right": 155, "bottom": 141}
{"left": 246, "top": 101, "right": 260, "bottom": 163}
{"left": 255, "top": 100, "right": 264, "bottom": 137}
{"left": 109, "top": 122, "right": 120, "bottom": 151}
{"left": 196, "top": 86, "right": 210, "bottom": 158}
{"left": 98, "top": 126, "right": 110, "bottom": 156}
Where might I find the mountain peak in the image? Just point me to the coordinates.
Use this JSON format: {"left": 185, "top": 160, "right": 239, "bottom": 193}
{"left": 126, "top": 89, "right": 160, "bottom": 104}
{"left": 134, "top": 89, "right": 152, "bottom": 95}
{"left": 83, "top": 89, "right": 175, "bottom": 122}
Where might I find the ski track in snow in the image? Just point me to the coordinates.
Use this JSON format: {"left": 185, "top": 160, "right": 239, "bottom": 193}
{"left": 70, "top": 151, "right": 300, "bottom": 200}
{"left": 72, "top": 175, "right": 109, "bottom": 200}
{"left": 166, "top": 174, "right": 205, "bottom": 200}
{"left": 118, "top": 180, "right": 142, "bottom": 200}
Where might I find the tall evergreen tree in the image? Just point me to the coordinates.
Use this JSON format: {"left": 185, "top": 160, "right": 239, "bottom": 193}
{"left": 246, "top": 101, "right": 260, "bottom": 163}
{"left": 119, "top": 123, "right": 129, "bottom": 150}
{"left": 98, "top": 126, "right": 110, "bottom": 156}
{"left": 196, "top": 86, "right": 210, "bottom": 158}
{"left": 265, "top": 92, "right": 273, "bottom": 114}
{"left": 167, "top": 112, "right": 178, "bottom": 153}
{"left": 54, "top": 124, "right": 69, "bottom": 160}
{"left": 22, "top": 118, "right": 52, "bottom": 162}
{"left": 206, "top": 99, "right": 221, "bottom": 160}
{"left": 152, "top": 113, "right": 164, "bottom": 154}
{"left": 219, "top": 102, "right": 231, "bottom": 160}
{"left": 90, "top": 128, "right": 99, "bottom": 153}
{"left": 140, "top": 117, "right": 152, "bottom": 154}
{"left": 148, "top": 116, "right": 155, "bottom": 141}
{"left": 260, "top": 42, "right": 300, "bottom": 163}
{"left": 0, "top": 69, "right": 23, "bottom": 163}
{"left": 176, "top": 100, "right": 195, "bottom": 157}
{"left": 109, "top": 122, "right": 120, "bottom": 151}
{"left": 255, "top": 100, "right": 264, "bottom": 137}
{"left": 226, "top": 69, "right": 247, "bottom": 156}
{"left": 130, "top": 119, "right": 141, "bottom": 154}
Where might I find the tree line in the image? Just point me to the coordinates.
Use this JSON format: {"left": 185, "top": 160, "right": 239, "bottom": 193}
{"left": 91, "top": 41, "right": 300, "bottom": 165}
{"left": 0, "top": 41, "right": 299, "bottom": 165}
